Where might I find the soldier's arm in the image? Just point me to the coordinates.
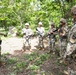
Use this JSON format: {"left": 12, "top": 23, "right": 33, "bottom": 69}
{"left": 40, "top": 27, "right": 45, "bottom": 36}
{"left": 71, "top": 32, "right": 76, "bottom": 39}
{"left": 22, "top": 29, "right": 26, "bottom": 35}
{"left": 69, "top": 26, "right": 76, "bottom": 43}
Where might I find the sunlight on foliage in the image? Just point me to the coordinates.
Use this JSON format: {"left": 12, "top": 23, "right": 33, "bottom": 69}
{"left": 27, "top": 64, "right": 40, "bottom": 70}
{"left": 6, "top": 57, "right": 17, "bottom": 64}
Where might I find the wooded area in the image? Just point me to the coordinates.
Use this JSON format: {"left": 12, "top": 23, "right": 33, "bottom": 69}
{"left": 0, "top": 0, "right": 76, "bottom": 75}
{"left": 0, "top": 0, "right": 76, "bottom": 34}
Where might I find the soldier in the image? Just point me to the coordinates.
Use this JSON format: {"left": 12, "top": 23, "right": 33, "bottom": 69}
{"left": 47, "top": 22, "right": 57, "bottom": 53}
{"left": 0, "top": 32, "right": 6, "bottom": 65}
{"left": 22, "top": 23, "right": 33, "bottom": 50}
{"left": 63, "top": 5, "right": 76, "bottom": 75}
{"left": 58, "top": 18, "right": 68, "bottom": 58}
{"left": 36, "top": 22, "right": 45, "bottom": 49}
{"left": 64, "top": 6, "right": 76, "bottom": 59}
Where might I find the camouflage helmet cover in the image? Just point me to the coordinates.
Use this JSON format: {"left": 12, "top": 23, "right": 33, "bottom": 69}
{"left": 38, "top": 22, "right": 42, "bottom": 25}
{"left": 49, "top": 22, "right": 55, "bottom": 26}
{"left": 71, "top": 5, "right": 76, "bottom": 15}
{"left": 60, "top": 18, "right": 66, "bottom": 24}
{"left": 25, "top": 23, "right": 29, "bottom": 26}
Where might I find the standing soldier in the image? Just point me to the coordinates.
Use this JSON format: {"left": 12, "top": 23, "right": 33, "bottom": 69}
{"left": 0, "top": 32, "right": 6, "bottom": 66}
{"left": 36, "top": 22, "right": 45, "bottom": 49}
{"left": 63, "top": 5, "right": 76, "bottom": 75}
{"left": 22, "top": 23, "right": 33, "bottom": 50}
{"left": 58, "top": 18, "right": 68, "bottom": 58}
{"left": 47, "top": 22, "right": 57, "bottom": 53}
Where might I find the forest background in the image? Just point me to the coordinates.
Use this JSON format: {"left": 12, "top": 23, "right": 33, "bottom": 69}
{"left": 0, "top": 0, "right": 76, "bottom": 35}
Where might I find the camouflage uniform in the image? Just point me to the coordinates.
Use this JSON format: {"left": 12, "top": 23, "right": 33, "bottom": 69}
{"left": 58, "top": 18, "right": 68, "bottom": 58}
{"left": 22, "top": 23, "right": 33, "bottom": 50}
{"left": 63, "top": 5, "right": 76, "bottom": 75}
{"left": 64, "top": 5, "right": 76, "bottom": 59}
{"left": 36, "top": 22, "right": 45, "bottom": 49}
{"left": 47, "top": 22, "right": 56, "bottom": 52}
{"left": 64, "top": 24, "right": 76, "bottom": 58}
{"left": 0, "top": 31, "right": 6, "bottom": 64}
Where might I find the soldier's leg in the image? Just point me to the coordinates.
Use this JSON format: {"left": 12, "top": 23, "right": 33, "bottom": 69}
{"left": 39, "top": 37, "right": 43, "bottom": 49}
{"left": 61, "top": 39, "right": 67, "bottom": 58}
{"left": 71, "top": 44, "right": 76, "bottom": 61}
{"left": 22, "top": 38, "right": 26, "bottom": 51}
{"left": 64, "top": 43, "right": 74, "bottom": 59}
{"left": 52, "top": 39, "right": 55, "bottom": 52}
{"left": 48, "top": 38, "right": 51, "bottom": 49}
{"left": 48, "top": 38, "right": 51, "bottom": 53}
{"left": 59, "top": 39, "right": 63, "bottom": 57}
{"left": 38, "top": 37, "right": 41, "bottom": 48}
{"left": 41, "top": 37, "right": 44, "bottom": 48}
{"left": 28, "top": 38, "right": 31, "bottom": 50}
{"left": 28, "top": 38, "right": 30, "bottom": 46}
{"left": 63, "top": 43, "right": 76, "bottom": 63}
{"left": 63, "top": 43, "right": 71, "bottom": 60}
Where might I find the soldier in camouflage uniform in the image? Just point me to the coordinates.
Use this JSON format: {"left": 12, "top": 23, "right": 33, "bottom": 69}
{"left": 64, "top": 6, "right": 76, "bottom": 60}
{"left": 47, "top": 22, "right": 56, "bottom": 53}
{"left": 22, "top": 23, "right": 33, "bottom": 50}
{"left": 63, "top": 5, "right": 76, "bottom": 75}
{"left": 0, "top": 32, "right": 6, "bottom": 65}
{"left": 36, "top": 22, "right": 45, "bottom": 49}
{"left": 58, "top": 18, "right": 68, "bottom": 58}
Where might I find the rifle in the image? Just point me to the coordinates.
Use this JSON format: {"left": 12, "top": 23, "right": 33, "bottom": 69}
{"left": 53, "top": 28, "right": 58, "bottom": 32}
{"left": 47, "top": 28, "right": 58, "bottom": 37}
{"left": 36, "top": 28, "right": 43, "bottom": 37}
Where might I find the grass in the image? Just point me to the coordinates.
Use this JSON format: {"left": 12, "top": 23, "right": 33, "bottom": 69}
{"left": 1, "top": 48, "right": 68, "bottom": 75}
{"left": 12, "top": 62, "right": 27, "bottom": 72}
{"left": 3, "top": 52, "right": 49, "bottom": 74}
{"left": 6, "top": 57, "right": 17, "bottom": 64}
{"left": 27, "top": 64, "right": 40, "bottom": 70}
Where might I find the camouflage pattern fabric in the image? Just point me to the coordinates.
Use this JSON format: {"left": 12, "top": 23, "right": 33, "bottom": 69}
{"left": 38, "top": 35, "right": 44, "bottom": 48}
{"left": 47, "top": 28, "right": 57, "bottom": 52}
{"left": 68, "top": 24, "right": 76, "bottom": 44}
{"left": 58, "top": 26, "right": 68, "bottom": 57}
{"left": 48, "top": 34, "right": 55, "bottom": 52}
{"left": 59, "top": 38, "right": 67, "bottom": 57}
{"left": 64, "top": 24, "right": 76, "bottom": 58}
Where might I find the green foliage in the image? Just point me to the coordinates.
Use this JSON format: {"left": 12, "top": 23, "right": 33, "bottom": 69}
{"left": 34, "top": 53, "right": 49, "bottom": 66}
{"left": 27, "top": 64, "right": 40, "bottom": 70}
{"left": 15, "top": 62, "right": 27, "bottom": 69}
{"left": 40, "top": 53, "right": 48, "bottom": 61}
{"left": 57, "top": 72, "right": 64, "bottom": 75}
{"left": 23, "top": 52, "right": 49, "bottom": 66}
{"left": 5, "top": 72, "right": 16, "bottom": 75}
{"left": 6, "top": 57, "right": 17, "bottom": 64}
{"left": 0, "top": 0, "right": 75, "bottom": 36}
{"left": 29, "top": 71, "right": 36, "bottom": 75}
{"left": 12, "top": 62, "right": 27, "bottom": 72}
{"left": 34, "top": 59, "right": 42, "bottom": 66}
{"left": 23, "top": 52, "right": 38, "bottom": 61}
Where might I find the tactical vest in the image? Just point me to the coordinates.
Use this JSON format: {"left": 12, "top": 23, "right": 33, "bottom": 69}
{"left": 69, "top": 24, "right": 76, "bottom": 44}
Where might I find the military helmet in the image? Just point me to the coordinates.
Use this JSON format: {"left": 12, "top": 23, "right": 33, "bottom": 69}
{"left": 49, "top": 22, "right": 55, "bottom": 26}
{"left": 71, "top": 5, "right": 76, "bottom": 15}
{"left": 25, "top": 23, "right": 29, "bottom": 26}
{"left": 60, "top": 18, "right": 66, "bottom": 24}
{"left": 38, "top": 22, "right": 42, "bottom": 25}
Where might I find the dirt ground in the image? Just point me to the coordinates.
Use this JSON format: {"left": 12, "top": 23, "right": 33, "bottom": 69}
{"left": 0, "top": 37, "right": 76, "bottom": 75}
